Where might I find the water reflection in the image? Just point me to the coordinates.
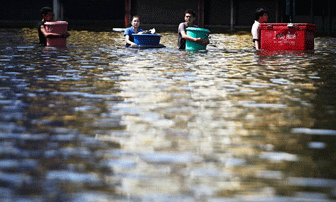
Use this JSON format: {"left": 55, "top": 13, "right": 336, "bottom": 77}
{"left": 0, "top": 28, "right": 336, "bottom": 201}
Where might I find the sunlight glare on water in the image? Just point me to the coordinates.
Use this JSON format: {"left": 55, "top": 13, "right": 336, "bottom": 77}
{"left": 0, "top": 28, "right": 336, "bottom": 201}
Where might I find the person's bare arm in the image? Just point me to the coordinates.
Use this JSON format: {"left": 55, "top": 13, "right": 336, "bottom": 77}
{"left": 254, "top": 40, "right": 259, "bottom": 50}
{"left": 181, "top": 30, "right": 209, "bottom": 46}
{"left": 125, "top": 35, "right": 137, "bottom": 47}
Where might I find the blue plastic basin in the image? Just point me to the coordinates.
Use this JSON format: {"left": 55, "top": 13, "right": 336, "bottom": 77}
{"left": 133, "top": 34, "right": 162, "bottom": 46}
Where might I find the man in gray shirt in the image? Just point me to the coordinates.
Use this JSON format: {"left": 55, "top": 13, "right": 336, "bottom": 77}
{"left": 178, "top": 9, "right": 209, "bottom": 49}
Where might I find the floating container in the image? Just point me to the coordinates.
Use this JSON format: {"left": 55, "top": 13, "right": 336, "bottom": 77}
{"left": 186, "top": 27, "right": 210, "bottom": 51}
{"left": 133, "top": 34, "right": 162, "bottom": 46}
{"left": 259, "top": 23, "right": 316, "bottom": 51}
{"left": 44, "top": 21, "right": 68, "bottom": 47}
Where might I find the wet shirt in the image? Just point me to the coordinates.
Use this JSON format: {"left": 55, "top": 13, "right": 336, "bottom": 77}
{"left": 251, "top": 20, "right": 260, "bottom": 42}
{"left": 37, "top": 21, "right": 46, "bottom": 46}
{"left": 124, "top": 27, "right": 143, "bottom": 47}
{"left": 177, "top": 23, "right": 197, "bottom": 50}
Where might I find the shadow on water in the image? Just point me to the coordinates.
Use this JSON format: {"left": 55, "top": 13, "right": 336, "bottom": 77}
{"left": 0, "top": 28, "right": 336, "bottom": 201}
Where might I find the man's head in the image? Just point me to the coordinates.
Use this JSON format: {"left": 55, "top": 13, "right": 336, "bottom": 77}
{"left": 41, "top": 7, "right": 53, "bottom": 21}
{"left": 255, "top": 8, "right": 268, "bottom": 23}
{"left": 131, "top": 16, "right": 140, "bottom": 28}
{"left": 184, "top": 9, "right": 196, "bottom": 25}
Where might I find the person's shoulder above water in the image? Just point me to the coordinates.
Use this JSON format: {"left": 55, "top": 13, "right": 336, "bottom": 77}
{"left": 251, "top": 20, "right": 260, "bottom": 38}
{"left": 124, "top": 27, "right": 133, "bottom": 36}
{"left": 251, "top": 8, "right": 268, "bottom": 50}
{"left": 124, "top": 16, "right": 143, "bottom": 47}
{"left": 37, "top": 21, "right": 44, "bottom": 28}
{"left": 178, "top": 22, "right": 186, "bottom": 30}
{"left": 177, "top": 9, "right": 209, "bottom": 50}
{"left": 37, "top": 6, "right": 70, "bottom": 46}
{"left": 125, "top": 27, "right": 143, "bottom": 35}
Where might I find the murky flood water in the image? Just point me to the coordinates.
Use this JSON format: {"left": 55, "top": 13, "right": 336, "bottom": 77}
{"left": 1, "top": 28, "right": 336, "bottom": 201}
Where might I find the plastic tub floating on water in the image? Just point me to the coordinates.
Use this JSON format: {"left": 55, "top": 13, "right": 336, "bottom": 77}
{"left": 44, "top": 21, "right": 68, "bottom": 47}
{"left": 259, "top": 23, "right": 316, "bottom": 51}
{"left": 132, "top": 34, "right": 165, "bottom": 49}
{"left": 186, "top": 27, "right": 210, "bottom": 51}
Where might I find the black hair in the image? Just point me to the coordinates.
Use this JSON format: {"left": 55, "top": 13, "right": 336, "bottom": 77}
{"left": 132, "top": 16, "right": 140, "bottom": 21}
{"left": 41, "top": 7, "right": 52, "bottom": 17}
{"left": 185, "top": 9, "right": 196, "bottom": 17}
{"left": 255, "top": 8, "right": 268, "bottom": 21}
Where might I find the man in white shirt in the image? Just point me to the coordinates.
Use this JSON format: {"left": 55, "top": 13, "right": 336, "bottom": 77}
{"left": 251, "top": 8, "right": 268, "bottom": 50}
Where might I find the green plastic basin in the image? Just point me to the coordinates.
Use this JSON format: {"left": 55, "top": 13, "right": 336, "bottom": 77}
{"left": 186, "top": 27, "right": 210, "bottom": 51}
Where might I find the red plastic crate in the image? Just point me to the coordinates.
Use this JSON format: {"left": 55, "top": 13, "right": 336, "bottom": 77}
{"left": 259, "top": 23, "right": 316, "bottom": 51}
{"left": 44, "top": 21, "right": 68, "bottom": 47}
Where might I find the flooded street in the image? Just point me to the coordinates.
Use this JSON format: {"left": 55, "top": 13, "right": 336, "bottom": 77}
{"left": 1, "top": 28, "right": 336, "bottom": 201}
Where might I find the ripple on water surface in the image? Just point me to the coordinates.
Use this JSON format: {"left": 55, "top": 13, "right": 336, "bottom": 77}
{"left": 0, "top": 29, "right": 336, "bottom": 201}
